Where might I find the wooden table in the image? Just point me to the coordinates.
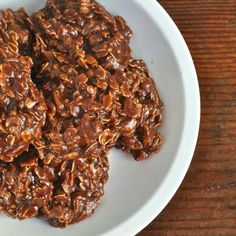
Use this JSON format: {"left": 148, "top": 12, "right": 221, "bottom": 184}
{"left": 139, "top": 1, "right": 236, "bottom": 235}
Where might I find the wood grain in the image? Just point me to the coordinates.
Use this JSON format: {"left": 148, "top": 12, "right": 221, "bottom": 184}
{"left": 138, "top": 1, "right": 236, "bottom": 235}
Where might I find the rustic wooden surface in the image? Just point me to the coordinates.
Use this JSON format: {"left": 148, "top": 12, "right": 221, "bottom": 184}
{"left": 138, "top": 1, "right": 236, "bottom": 235}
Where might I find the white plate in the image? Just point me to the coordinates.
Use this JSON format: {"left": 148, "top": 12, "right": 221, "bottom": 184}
{"left": 0, "top": 0, "right": 200, "bottom": 235}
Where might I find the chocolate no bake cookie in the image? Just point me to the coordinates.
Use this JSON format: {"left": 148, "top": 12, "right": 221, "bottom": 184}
{"left": 0, "top": 0, "right": 163, "bottom": 228}
{"left": 0, "top": 56, "right": 47, "bottom": 162}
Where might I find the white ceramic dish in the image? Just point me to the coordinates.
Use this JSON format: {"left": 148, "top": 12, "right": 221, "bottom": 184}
{"left": 0, "top": 0, "right": 200, "bottom": 235}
